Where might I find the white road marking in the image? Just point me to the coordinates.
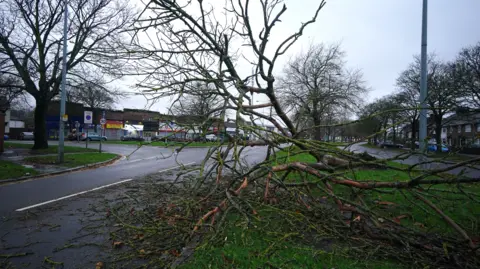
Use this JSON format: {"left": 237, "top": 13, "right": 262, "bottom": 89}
{"left": 159, "top": 162, "right": 196, "bottom": 172}
{"left": 15, "top": 162, "right": 197, "bottom": 212}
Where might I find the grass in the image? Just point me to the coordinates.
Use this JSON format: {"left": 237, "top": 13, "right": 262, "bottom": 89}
{"left": 0, "top": 160, "right": 38, "bottom": 180}
{"left": 181, "top": 209, "right": 401, "bottom": 269}
{"left": 24, "top": 153, "right": 118, "bottom": 167}
{"left": 272, "top": 148, "right": 480, "bottom": 236}
{"left": 5, "top": 142, "right": 96, "bottom": 154}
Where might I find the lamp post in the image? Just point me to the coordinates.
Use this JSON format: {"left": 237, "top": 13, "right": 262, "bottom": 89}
{"left": 418, "top": 0, "right": 428, "bottom": 153}
{"left": 57, "top": 0, "right": 68, "bottom": 163}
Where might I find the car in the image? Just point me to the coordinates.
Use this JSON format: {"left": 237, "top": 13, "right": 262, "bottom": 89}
{"left": 151, "top": 135, "right": 165, "bottom": 142}
{"left": 205, "top": 134, "right": 218, "bottom": 142}
{"left": 378, "top": 141, "right": 403, "bottom": 149}
{"left": 120, "top": 135, "right": 144, "bottom": 141}
{"left": 19, "top": 132, "right": 34, "bottom": 140}
{"left": 4, "top": 134, "right": 9, "bottom": 140}
{"left": 427, "top": 143, "right": 449, "bottom": 153}
{"left": 81, "top": 132, "right": 107, "bottom": 141}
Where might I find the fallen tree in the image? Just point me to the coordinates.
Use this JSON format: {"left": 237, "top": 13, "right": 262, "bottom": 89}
{"left": 123, "top": 0, "right": 480, "bottom": 267}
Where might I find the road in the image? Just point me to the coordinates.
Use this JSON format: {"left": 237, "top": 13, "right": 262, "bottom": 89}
{"left": 2, "top": 141, "right": 478, "bottom": 215}
{"left": 344, "top": 143, "right": 480, "bottom": 177}
{"left": 0, "top": 141, "right": 269, "bottom": 215}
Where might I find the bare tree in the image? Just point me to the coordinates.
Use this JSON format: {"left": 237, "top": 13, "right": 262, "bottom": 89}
{"left": 278, "top": 43, "right": 368, "bottom": 141}
{"left": 123, "top": 1, "right": 480, "bottom": 263}
{"left": 397, "top": 55, "right": 463, "bottom": 152}
{"left": 170, "top": 82, "right": 222, "bottom": 120}
{"left": 456, "top": 42, "right": 480, "bottom": 107}
{"left": 0, "top": 0, "right": 135, "bottom": 149}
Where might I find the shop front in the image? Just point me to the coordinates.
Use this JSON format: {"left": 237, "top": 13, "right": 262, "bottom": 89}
{"left": 104, "top": 120, "right": 124, "bottom": 140}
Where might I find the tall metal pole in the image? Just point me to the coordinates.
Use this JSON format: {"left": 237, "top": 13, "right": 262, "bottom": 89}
{"left": 57, "top": 1, "right": 68, "bottom": 163}
{"left": 418, "top": 0, "right": 428, "bottom": 152}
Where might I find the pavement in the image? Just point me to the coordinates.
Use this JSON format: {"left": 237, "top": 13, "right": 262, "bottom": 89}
{"left": 0, "top": 141, "right": 270, "bottom": 216}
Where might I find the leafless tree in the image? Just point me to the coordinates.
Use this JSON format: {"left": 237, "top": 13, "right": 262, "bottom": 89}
{"left": 170, "top": 82, "right": 222, "bottom": 120}
{"left": 397, "top": 55, "right": 464, "bottom": 152}
{"left": 456, "top": 42, "right": 480, "bottom": 107}
{"left": 278, "top": 43, "right": 368, "bottom": 141}
{"left": 0, "top": 0, "right": 135, "bottom": 149}
{"left": 124, "top": 1, "right": 480, "bottom": 263}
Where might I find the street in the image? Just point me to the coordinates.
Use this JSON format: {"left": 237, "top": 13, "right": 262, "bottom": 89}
{"left": 345, "top": 143, "right": 480, "bottom": 177}
{"left": 0, "top": 142, "right": 270, "bottom": 215}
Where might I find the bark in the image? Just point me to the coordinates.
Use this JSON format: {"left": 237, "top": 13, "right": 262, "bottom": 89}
{"left": 313, "top": 117, "right": 323, "bottom": 141}
{"left": 33, "top": 97, "right": 49, "bottom": 149}
{"left": 410, "top": 120, "right": 416, "bottom": 150}
{"left": 435, "top": 117, "right": 443, "bottom": 153}
{"left": 392, "top": 118, "right": 396, "bottom": 144}
{"left": 382, "top": 120, "right": 388, "bottom": 142}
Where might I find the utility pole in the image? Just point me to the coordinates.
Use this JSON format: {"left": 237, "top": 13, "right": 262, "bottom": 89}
{"left": 418, "top": 0, "right": 428, "bottom": 152}
{"left": 57, "top": 0, "right": 69, "bottom": 163}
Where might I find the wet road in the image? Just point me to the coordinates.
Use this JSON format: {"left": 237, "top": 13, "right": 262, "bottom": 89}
{"left": 0, "top": 142, "right": 269, "bottom": 215}
{"left": 344, "top": 143, "right": 480, "bottom": 177}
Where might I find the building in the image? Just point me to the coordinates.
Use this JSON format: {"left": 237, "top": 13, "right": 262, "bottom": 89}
{"left": 123, "top": 109, "right": 161, "bottom": 138}
{"left": 443, "top": 113, "right": 480, "bottom": 147}
{"left": 46, "top": 101, "right": 85, "bottom": 139}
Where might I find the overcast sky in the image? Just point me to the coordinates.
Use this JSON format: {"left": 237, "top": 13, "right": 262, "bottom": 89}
{"left": 117, "top": 0, "right": 480, "bottom": 113}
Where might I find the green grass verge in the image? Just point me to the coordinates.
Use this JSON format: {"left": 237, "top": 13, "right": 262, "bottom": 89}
{"left": 5, "top": 142, "right": 96, "bottom": 154}
{"left": 0, "top": 160, "right": 39, "bottom": 180}
{"left": 181, "top": 208, "right": 401, "bottom": 269}
{"left": 272, "top": 149, "right": 480, "bottom": 236}
{"left": 24, "top": 153, "right": 118, "bottom": 167}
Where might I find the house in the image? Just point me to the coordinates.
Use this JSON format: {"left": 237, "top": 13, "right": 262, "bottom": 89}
{"left": 442, "top": 112, "right": 480, "bottom": 147}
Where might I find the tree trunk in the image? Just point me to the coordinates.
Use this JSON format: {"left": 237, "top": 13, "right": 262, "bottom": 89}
{"left": 410, "top": 120, "right": 416, "bottom": 150}
{"left": 392, "top": 118, "right": 396, "bottom": 144}
{"left": 435, "top": 118, "right": 443, "bottom": 153}
{"left": 313, "top": 118, "right": 322, "bottom": 141}
{"left": 382, "top": 121, "right": 388, "bottom": 142}
{"left": 33, "top": 97, "right": 49, "bottom": 149}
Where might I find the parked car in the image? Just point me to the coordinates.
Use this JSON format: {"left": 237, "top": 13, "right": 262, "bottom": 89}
{"left": 205, "top": 134, "right": 217, "bottom": 142}
{"left": 81, "top": 132, "right": 107, "bottom": 141}
{"left": 120, "top": 135, "right": 144, "bottom": 141}
{"left": 4, "top": 134, "right": 9, "bottom": 140}
{"left": 19, "top": 132, "right": 34, "bottom": 140}
{"left": 378, "top": 141, "right": 403, "bottom": 149}
{"left": 151, "top": 135, "right": 163, "bottom": 142}
{"left": 427, "top": 143, "right": 449, "bottom": 153}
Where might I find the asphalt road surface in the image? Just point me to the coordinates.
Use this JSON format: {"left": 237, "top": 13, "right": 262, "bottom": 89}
{"left": 344, "top": 142, "right": 480, "bottom": 177}
{"left": 0, "top": 141, "right": 269, "bottom": 215}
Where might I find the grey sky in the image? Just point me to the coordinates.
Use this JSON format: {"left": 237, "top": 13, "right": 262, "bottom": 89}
{"left": 117, "top": 0, "right": 480, "bottom": 113}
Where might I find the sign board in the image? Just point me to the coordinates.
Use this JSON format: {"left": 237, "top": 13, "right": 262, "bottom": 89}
{"left": 100, "top": 118, "right": 107, "bottom": 125}
{"left": 62, "top": 114, "right": 68, "bottom": 122}
{"left": 143, "top": 121, "right": 159, "bottom": 132}
{"left": 84, "top": 111, "right": 93, "bottom": 124}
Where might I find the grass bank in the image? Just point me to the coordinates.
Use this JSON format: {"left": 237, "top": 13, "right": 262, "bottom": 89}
{"left": 24, "top": 153, "right": 118, "bottom": 167}
{"left": 0, "top": 160, "right": 39, "bottom": 180}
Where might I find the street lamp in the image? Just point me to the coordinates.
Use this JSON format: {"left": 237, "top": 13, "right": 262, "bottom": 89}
{"left": 57, "top": 0, "right": 69, "bottom": 163}
{"left": 418, "top": 0, "right": 428, "bottom": 153}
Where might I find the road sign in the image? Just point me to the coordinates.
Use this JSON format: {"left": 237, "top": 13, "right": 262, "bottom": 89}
{"left": 100, "top": 118, "right": 106, "bottom": 125}
{"left": 62, "top": 114, "right": 68, "bottom": 122}
{"left": 84, "top": 111, "right": 93, "bottom": 124}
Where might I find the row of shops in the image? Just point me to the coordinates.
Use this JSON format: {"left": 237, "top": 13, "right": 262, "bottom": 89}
{"left": 45, "top": 102, "right": 223, "bottom": 140}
